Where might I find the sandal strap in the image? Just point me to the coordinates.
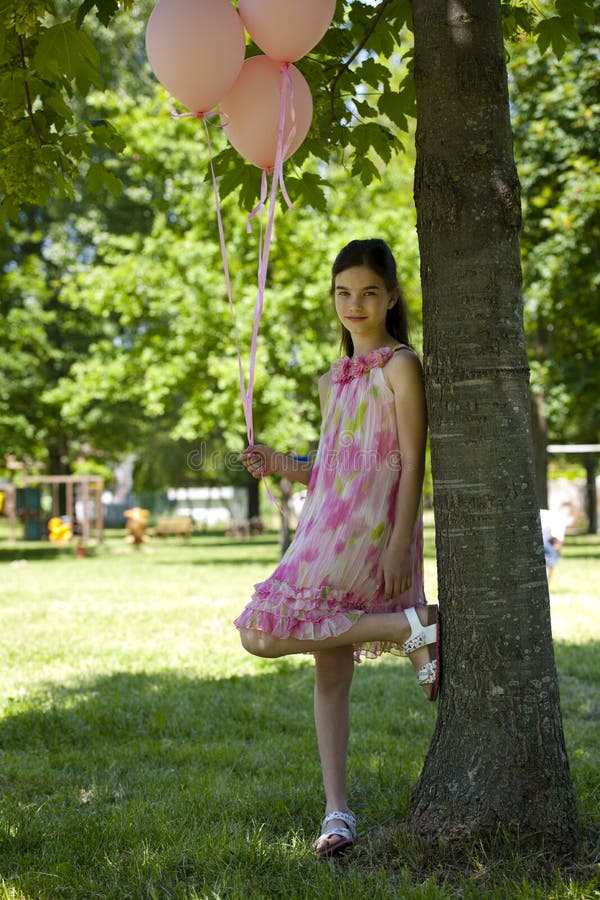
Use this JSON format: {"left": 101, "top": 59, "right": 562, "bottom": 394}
{"left": 321, "top": 810, "right": 357, "bottom": 839}
{"left": 417, "top": 659, "right": 438, "bottom": 685}
{"left": 319, "top": 826, "right": 353, "bottom": 843}
{"left": 402, "top": 606, "right": 437, "bottom": 654}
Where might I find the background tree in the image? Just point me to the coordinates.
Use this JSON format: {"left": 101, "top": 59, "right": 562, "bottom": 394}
{"left": 1, "top": 0, "right": 423, "bottom": 487}
{"left": 510, "top": 21, "right": 599, "bottom": 507}
{"left": 0, "top": 206, "right": 115, "bottom": 471}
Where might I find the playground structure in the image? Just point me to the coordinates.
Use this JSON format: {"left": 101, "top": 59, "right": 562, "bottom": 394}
{"left": 2, "top": 474, "right": 104, "bottom": 543}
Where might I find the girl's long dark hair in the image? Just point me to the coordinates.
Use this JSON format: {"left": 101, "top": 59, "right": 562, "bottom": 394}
{"left": 331, "top": 238, "right": 411, "bottom": 358}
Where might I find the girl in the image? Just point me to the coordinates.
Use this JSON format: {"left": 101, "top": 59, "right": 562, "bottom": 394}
{"left": 235, "top": 238, "right": 439, "bottom": 858}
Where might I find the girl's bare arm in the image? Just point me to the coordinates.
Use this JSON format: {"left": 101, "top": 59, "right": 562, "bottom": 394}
{"left": 380, "top": 350, "right": 428, "bottom": 597}
{"left": 238, "top": 372, "right": 330, "bottom": 486}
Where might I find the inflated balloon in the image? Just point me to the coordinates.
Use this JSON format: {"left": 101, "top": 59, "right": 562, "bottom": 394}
{"left": 145, "top": 0, "right": 246, "bottom": 114}
{"left": 220, "top": 56, "right": 313, "bottom": 169}
{"left": 238, "top": 0, "right": 336, "bottom": 62}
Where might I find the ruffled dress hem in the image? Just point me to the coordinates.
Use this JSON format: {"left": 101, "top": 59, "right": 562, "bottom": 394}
{"left": 233, "top": 578, "right": 427, "bottom": 661}
{"left": 234, "top": 344, "right": 427, "bottom": 663}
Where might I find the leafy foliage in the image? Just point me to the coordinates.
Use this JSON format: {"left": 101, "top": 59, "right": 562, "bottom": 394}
{"left": 501, "top": 0, "right": 596, "bottom": 56}
{"left": 0, "top": 1, "right": 130, "bottom": 218}
{"left": 0, "top": 0, "right": 596, "bottom": 482}
{"left": 0, "top": 0, "right": 595, "bottom": 220}
{"left": 510, "top": 21, "right": 599, "bottom": 441}
{"left": 0, "top": 40, "right": 421, "bottom": 482}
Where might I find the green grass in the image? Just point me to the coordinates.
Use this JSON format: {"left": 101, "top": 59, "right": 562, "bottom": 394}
{"left": 0, "top": 527, "right": 598, "bottom": 899}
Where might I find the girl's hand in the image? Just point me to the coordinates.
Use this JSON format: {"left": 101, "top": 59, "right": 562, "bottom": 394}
{"left": 237, "top": 445, "right": 281, "bottom": 479}
{"left": 379, "top": 542, "right": 413, "bottom": 599}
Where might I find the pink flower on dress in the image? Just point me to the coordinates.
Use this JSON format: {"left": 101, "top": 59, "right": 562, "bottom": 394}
{"left": 331, "top": 347, "right": 395, "bottom": 384}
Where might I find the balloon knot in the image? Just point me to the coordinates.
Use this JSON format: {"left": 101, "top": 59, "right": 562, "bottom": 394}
{"left": 170, "top": 109, "right": 220, "bottom": 121}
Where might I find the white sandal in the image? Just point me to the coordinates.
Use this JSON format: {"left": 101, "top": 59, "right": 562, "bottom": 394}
{"left": 313, "top": 810, "right": 357, "bottom": 858}
{"left": 402, "top": 605, "right": 440, "bottom": 701}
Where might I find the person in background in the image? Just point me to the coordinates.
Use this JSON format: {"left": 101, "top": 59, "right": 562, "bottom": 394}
{"left": 540, "top": 502, "right": 577, "bottom": 581}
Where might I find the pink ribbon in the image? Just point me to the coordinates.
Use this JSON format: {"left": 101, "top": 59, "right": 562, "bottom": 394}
{"left": 170, "top": 108, "right": 254, "bottom": 442}
{"left": 247, "top": 168, "right": 268, "bottom": 235}
{"left": 170, "top": 68, "right": 298, "bottom": 514}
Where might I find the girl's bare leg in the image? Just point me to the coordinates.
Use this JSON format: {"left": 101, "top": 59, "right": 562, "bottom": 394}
{"left": 239, "top": 607, "right": 435, "bottom": 698}
{"left": 239, "top": 610, "right": 408, "bottom": 656}
{"left": 312, "top": 646, "right": 355, "bottom": 854}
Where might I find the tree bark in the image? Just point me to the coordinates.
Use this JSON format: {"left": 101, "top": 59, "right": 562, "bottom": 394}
{"left": 530, "top": 390, "right": 548, "bottom": 509}
{"left": 279, "top": 477, "right": 293, "bottom": 556}
{"left": 247, "top": 476, "right": 260, "bottom": 520}
{"left": 583, "top": 457, "right": 597, "bottom": 535}
{"left": 409, "top": 0, "right": 578, "bottom": 853}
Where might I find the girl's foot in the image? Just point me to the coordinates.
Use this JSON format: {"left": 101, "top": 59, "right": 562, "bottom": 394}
{"left": 402, "top": 605, "right": 440, "bottom": 701}
{"left": 313, "top": 810, "right": 356, "bottom": 858}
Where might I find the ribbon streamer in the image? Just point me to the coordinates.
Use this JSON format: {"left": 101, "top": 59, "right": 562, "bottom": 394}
{"left": 171, "top": 65, "right": 297, "bottom": 513}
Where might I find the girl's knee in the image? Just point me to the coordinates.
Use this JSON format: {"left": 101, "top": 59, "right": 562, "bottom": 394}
{"left": 239, "top": 628, "right": 281, "bottom": 658}
{"left": 314, "top": 647, "right": 354, "bottom": 691}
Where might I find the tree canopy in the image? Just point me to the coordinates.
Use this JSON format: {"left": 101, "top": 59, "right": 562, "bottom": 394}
{"left": 1, "top": 1, "right": 596, "bottom": 218}
{"left": 0, "top": 0, "right": 597, "bottom": 484}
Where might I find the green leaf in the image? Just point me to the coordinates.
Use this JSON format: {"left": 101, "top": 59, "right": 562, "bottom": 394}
{"left": 556, "top": 0, "right": 596, "bottom": 24}
{"left": 33, "top": 20, "right": 99, "bottom": 83}
{"left": 91, "top": 122, "right": 126, "bottom": 153}
{"left": 87, "top": 160, "right": 104, "bottom": 194}
{"left": 353, "top": 57, "right": 390, "bottom": 90}
{"left": 351, "top": 155, "right": 380, "bottom": 187}
{"left": 84, "top": 161, "right": 123, "bottom": 196}
{"left": 45, "top": 92, "right": 74, "bottom": 121}
{"left": 351, "top": 122, "right": 393, "bottom": 159}
{"left": 535, "top": 17, "right": 578, "bottom": 58}
{"left": 102, "top": 167, "right": 122, "bottom": 197}
{"left": 501, "top": 3, "right": 535, "bottom": 38}
{"left": 0, "top": 71, "right": 26, "bottom": 106}
{"left": 283, "top": 172, "right": 329, "bottom": 212}
{"left": 379, "top": 88, "right": 409, "bottom": 132}
{"left": 238, "top": 168, "right": 264, "bottom": 212}
{"left": 353, "top": 99, "right": 379, "bottom": 120}
{"left": 396, "top": 73, "right": 416, "bottom": 117}
{"left": 76, "top": 0, "right": 96, "bottom": 29}
{"left": 76, "top": 0, "right": 120, "bottom": 28}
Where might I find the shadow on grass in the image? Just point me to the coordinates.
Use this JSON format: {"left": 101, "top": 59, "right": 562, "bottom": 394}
{"left": 561, "top": 534, "right": 600, "bottom": 560}
{"left": 563, "top": 536, "right": 600, "bottom": 548}
{"left": 0, "top": 661, "right": 439, "bottom": 896}
{"left": 0, "top": 649, "right": 598, "bottom": 897}
{"left": 187, "top": 536, "right": 283, "bottom": 548}
{"left": 154, "top": 555, "right": 283, "bottom": 567}
{"left": 0, "top": 543, "right": 65, "bottom": 562}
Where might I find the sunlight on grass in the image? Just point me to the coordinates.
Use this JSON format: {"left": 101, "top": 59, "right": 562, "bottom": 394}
{"left": 0, "top": 527, "right": 598, "bottom": 897}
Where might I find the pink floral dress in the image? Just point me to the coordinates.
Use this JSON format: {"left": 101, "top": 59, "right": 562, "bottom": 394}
{"left": 234, "top": 345, "right": 426, "bottom": 659}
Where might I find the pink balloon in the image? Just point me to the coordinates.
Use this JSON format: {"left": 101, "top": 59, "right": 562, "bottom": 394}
{"left": 145, "top": 0, "right": 246, "bottom": 114}
{"left": 238, "top": 0, "right": 336, "bottom": 62}
{"left": 220, "top": 56, "right": 313, "bottom": 169}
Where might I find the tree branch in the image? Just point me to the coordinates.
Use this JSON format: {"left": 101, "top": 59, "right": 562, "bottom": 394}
{"left": 19, "top": 35, "right": 42, "bottom": 146}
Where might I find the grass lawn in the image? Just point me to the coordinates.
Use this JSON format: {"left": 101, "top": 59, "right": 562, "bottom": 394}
{"left": 0, "top": 525, "right": 598, "bottom": 899}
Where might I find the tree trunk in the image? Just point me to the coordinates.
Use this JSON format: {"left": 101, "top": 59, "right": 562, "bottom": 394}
{"left": 247, "top": 476, "right": 260, "bottom": 520}
{"left": 48, "top": 439, "right": 70, "bottom": 516}
{"left": 409, "top": 0, "right": 578, "bottom": 853}
{"left": 279, "top": 477, "right": 293, "bottom": 556}
{"left": 530, "top": 390, "right": 548, "bottom": 509}
{"left": 583, "top": 456, "right": 598, "bottom": 535}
